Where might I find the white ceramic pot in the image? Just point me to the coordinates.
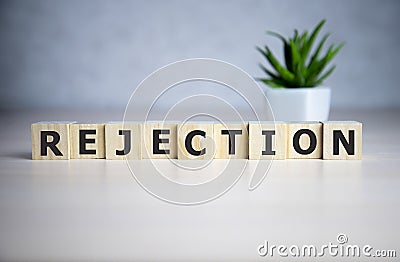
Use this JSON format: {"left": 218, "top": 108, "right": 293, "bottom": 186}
{"left": 263, "top": 86, "right": 331, "bottom": 121}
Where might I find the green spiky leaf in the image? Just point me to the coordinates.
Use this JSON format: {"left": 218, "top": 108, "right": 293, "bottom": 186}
{"left": 301, "top": 19, "right": 326, "bottom": 60}
{"left": 256, "top": 46, "right": 295, "bottom": 82}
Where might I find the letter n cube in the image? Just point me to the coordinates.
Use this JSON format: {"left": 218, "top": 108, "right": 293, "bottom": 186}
{"left": 323, "top": 121, "right": 362, "bottom": 160}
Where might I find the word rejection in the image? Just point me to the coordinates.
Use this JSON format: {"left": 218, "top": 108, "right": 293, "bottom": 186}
{"left": 31, "top": 121, "right": 362, "bottom": 160}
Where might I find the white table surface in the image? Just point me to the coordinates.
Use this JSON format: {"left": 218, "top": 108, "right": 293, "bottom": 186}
{"left": 0, "top": 109, "right": 399, "bottom": 261}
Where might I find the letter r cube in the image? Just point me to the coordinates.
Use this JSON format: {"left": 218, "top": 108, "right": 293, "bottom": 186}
{"left": 31, "top": 122, "right": 74, "bottom": 160}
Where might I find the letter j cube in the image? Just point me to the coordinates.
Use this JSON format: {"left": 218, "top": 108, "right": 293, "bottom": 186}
{"left": 31, "top": 122, "right": 75, "bottom": 160}
{"left": 105, "top": 122, "right": 142, "bottom": 160}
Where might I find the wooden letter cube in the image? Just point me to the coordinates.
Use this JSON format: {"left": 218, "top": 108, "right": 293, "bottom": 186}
{"left": 323, "top": 121, "right": 362, "bottom": 160}
{"left": 178, "top": 122, "right": 214, "bottom": 160}
{"left": 31, "top": 122, "right": 74, "bottom": 160}
{"left": 142, "top": 122, "right": 177, "bottom": 159}
{"left": 287, "top": 122, "right": 322, "bottom": 159}
{"left": 213, "top": 123, "right": 248, "bottom": 159}
{"left": 105, "top": 122, "right": 142, "bottom": 160}
{"left": 70, "top": 123, "right": 105, "bottom": 159}
{"left": 249, "top": 121, "right": 287, "bottom": 160}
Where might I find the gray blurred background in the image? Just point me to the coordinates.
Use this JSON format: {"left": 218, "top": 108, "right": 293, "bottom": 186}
{"left": 1, "top": 0, "right": 399, "bottom": 110}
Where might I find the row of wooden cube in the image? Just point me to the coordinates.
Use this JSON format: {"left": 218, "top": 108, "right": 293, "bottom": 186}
{"left": 31, "top": 121, "right": 362, "bottom": 160}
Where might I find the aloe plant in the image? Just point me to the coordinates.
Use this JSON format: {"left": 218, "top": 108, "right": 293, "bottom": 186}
{"left": 257, "top": 19, "right": 344, "bottom": 88}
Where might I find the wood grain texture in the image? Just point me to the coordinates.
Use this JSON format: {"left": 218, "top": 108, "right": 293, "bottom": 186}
{"left": 287, "top": 122, "right": 322, "bottom": 159}
{"left": 177, "top": 122, "right": 214, "bottom": 160}
{"left": 249, "top": 121, "right": 287, "bottom": 160}
{"left": 142, "top": 122, "right": 177, "bottom": 159}
{"left": 105, "top": 122, "right": 142, "bottom": 160}
{"left": 213, "top": 123, "right": 248, "bottom": 159}
{"left": 31, "top": 122, "right": 74, "bottom": 160}
{"left": 322, "top": 121, "right": 362, "bottom": 160}
{"left": 70, "top": 123, "right": 105, "bottom": 159}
